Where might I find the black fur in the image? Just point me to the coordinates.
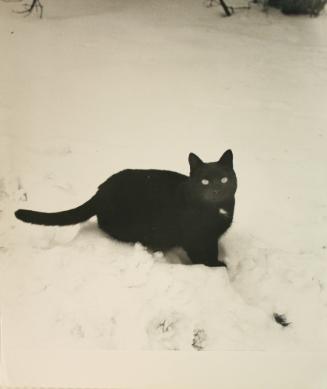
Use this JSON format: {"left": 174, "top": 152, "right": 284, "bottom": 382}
{"left": 15, "top": 150, "right": 237, "bottom": 267}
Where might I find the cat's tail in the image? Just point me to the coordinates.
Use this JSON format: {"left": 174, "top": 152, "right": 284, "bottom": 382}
{"left": 15, "top": 196, "right": 97, "bottom": 226}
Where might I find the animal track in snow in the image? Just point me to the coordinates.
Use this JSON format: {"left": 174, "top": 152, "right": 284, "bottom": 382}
{"left": 192, "top": 328, "right": 207, "bottom": 350}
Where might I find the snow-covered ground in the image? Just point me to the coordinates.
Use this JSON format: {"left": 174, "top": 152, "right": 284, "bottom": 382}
{"left": 1, "top": 0, "right": 327, "bottom": 386}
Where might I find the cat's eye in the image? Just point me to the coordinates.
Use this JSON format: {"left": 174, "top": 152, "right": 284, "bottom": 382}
{"left": 221, "top": 177, "right": 228, "bottom": 184}
{"left": 201, "top": 179, "right": 209, "bottom": 185}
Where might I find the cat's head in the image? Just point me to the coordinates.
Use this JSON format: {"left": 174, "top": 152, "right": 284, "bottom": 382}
{"left": 186, "top": 150, "right": 237, "bottom": 204}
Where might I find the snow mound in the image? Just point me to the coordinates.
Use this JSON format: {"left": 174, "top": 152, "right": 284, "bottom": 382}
{"left": 2, "top": 190, "right": 325, "bottom": 351}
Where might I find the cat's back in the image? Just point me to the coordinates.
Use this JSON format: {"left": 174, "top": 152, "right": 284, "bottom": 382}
{"left": 99, "top": 168, "right": 185, "bottom": 188}
{"left": 97, "top": 168, "right": 187, "bottom": 203}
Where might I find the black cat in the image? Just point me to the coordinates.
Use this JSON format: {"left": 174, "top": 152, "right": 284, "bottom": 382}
{"left": 15, "top": 150, "right": 237, "bottom": 267}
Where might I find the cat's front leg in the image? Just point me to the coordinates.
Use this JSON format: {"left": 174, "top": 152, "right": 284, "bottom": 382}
{"left": 184, "top": 240, "right": 226, "bottom": 268}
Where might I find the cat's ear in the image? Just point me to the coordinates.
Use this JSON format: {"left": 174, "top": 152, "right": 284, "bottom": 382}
{"left": 217, "top": 149, "right": 233, "bottom": 168}
{"left": 188, "top": 153, "right": 204, "bottom": 175}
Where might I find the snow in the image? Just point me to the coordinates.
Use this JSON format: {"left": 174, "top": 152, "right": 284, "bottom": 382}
{"left": 1, "top": 0, "right": 327, "bottom": 386}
